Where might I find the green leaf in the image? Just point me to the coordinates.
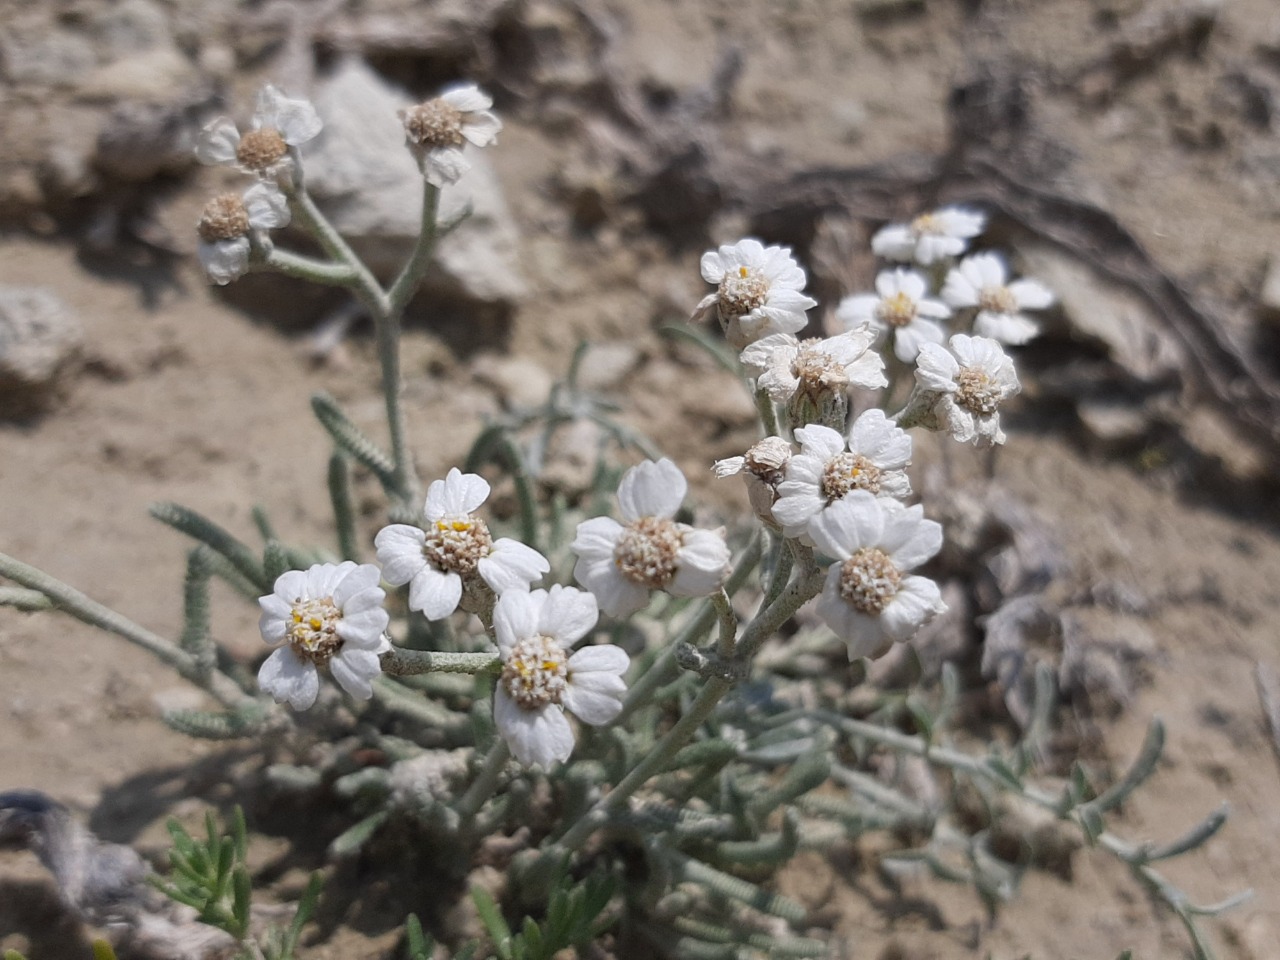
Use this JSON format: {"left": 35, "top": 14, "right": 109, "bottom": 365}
{"left": 149, "top": 501, "right": 267, "bottom": 590}
{"left": 471, "top": 886, "right": 513, "bottom": 959}
{"left": 404, "top": 914, "right": 434, "bottom": 960}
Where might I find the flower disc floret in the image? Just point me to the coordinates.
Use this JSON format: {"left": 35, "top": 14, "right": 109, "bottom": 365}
{"left": 838, "top": 547, "right": 902, "bottom": 615}
{"left": 423, "top": 515, "right": 494, "bottom": 576}
{"left": 402, "top": 99, "right": 468, "bottom": 148}
{"left": 822, "top": 452, "right": 883, "bottom": 499}
{"left": 400, "top": 85, "right": 503, "bottom": 187}
{"left": 235, "top": 127, "right": 289, "bottom": 172}
{"left": 286, "top": 596, "right": 343, "bottom": 664}
{"left": 501, "top": 635, "right": 569, "bottom": 709}
{"left": 871, "top": 206, "right": 986, "bottom": 265}
{"left": 693, "top": 239, "right": 817, "bottom": 349}
{"left": 613, "top": 515, "right": 682, "bottom": 589}
{"left": 195, "top": 84, "right": 322, "bottom": 180}
{"left": 196, "top": 181, "right": 290, "bottom": 286}
{"left": 197, "top": 194, "right": 251, "bottom": 242}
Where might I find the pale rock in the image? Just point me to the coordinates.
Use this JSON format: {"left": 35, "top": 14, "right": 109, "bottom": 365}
{"left": 1259, "top": 254, "right": 1280, "bottom": 320}
{"left": 471, "top": 354, "right": 553, "bottom": 409}
{"left": 151, "top": 686, "right": 207, "bottom": 715}
{"left": 0, "top": 287, "right": 82, "bottom": 414}
{"left": 80, "top": 48, "right": 197, "bottom": 103}
{"left": 1077, "top": 398, "right": 1151, "bottom": 446}
{"left": 304, "top": 58, "right": 527, "bottom": 306}
{"left": 574, "top": 341, "right": 643, "bottom": 392}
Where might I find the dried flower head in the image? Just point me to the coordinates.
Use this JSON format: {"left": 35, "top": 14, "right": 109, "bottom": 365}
{"left": 714, "top": 436, "right": 795, "bottom": 530}
{"left": 257, "top": 562, "right": 390, "bottom": 710}
{"left": 400, "top": 85, "right": 502, "bottom": 187}
{"left": 871, "top": 207, "right": 985, "bottom": 266}
{"left": 493, "top": 586, "right": 629, "bottom": 767}
{"left": 195, "top": 181, "right": 290, "bottom": 285}
{"left": 692, "top": 239, "right": 818, "bottom": 350}
{"left": 375, "top": 469, "right": 549, "bottom": 621}
{"left": 196, "top": 85, "right": 322, "bottom": 182}
{"left": 572, "top": 459, "right": 730, "bottom": 618}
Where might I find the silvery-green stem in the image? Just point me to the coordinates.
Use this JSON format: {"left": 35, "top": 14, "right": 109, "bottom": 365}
{"left": 258, "top": 248, "right": 359, "bottom": 287}
{"left": 555, "top": 563, "right": 824, "bottom": 853}
{"left": 388, "top": 180, "right": 441, "bottom": 316}
{"left": 287, "top": 187, "right": 387, "bottom": 315}
{"left": 711, "top": 589, "right": 736, "bottom": 659}
{"left": 454, "top": 739, "right": 511, "bottom": 827}
{"left": 380, "top": 649, "right": 500, "bottom": 677}
{"left": 754, "top": 386, "right": 779, "bottom": 437}
{"left": 0, "top": 551, "right": 253, "bottom": 709}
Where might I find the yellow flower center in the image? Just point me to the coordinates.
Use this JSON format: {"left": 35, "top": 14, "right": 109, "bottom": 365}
{"left": 502, "top": 635, "right": 569, "bottom": 710}
{"left": 878, "top": 291, "right": 917, "bottom": 327}
{"left": 821, "top": 452, "right": 883, "bottom": 500}
{"left": 423, "top": 515, "right": 494, "bottom": 575}
{"left": 287, "top": 596, "right": 343, "bottom": 664}
{"left": 978, "top": 285, "right": 1019, "bottom": 314}
{"left": 717, "top": 268, "right": 771, "bottom": 318}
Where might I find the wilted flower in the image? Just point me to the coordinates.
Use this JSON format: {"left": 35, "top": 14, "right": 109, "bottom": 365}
{"left": 493, "top": 586, "right": 629, "bottom": 767}
{"left": 257, "top": 562, "right": 390, "bottom": 710}
{"left": 375, "top": 469, "right": 548, "bottom": 621}
{"left": 713, "top": 435, "right": 794, "bottom": 530}
{"left": 809, "top": 492, "right": 946, "bottom": 659}
{"left": 771, "top": 411, "right": 913, "bottom": 543}
{"left": 913, "top": 334, "right": 1021, "bottom": 446}
{"left": 871, "top": 207, "right": 985, "bottom": 265}
{"left": 400, "top": 85, "right": 502, "bottom": 187}
{"left": 692, "top": 239, "right": 818, "bottom": 350}
{"left": 941, "top": 252, "right": 1054, "bottom": 345}
{"left": 196, "top": 85, "right": 322, "bottom": 182}
{"left": 572, "top": 459, "right": 730, "bottom": 618}
{"left": 835, "top": 268, "right": 950, "bottom": 363}
{"left": 196, "top": 182, "right": 290, "bottom": 285}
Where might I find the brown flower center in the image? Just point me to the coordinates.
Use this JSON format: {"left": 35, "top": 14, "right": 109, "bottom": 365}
{"left": 956, "top": 367, "right": 1002, "bottom": 416}
{"left": 717, "top": 266, "right": 771, "bottom": 318}
{"left": 978, "top": 285, "right": 1019, "bottom": 315}
{"left": 877, "top": 291, "right": 918, "bottom": 328}
{"left": 288, "top": 597, "right": 343, "bottom": 665}
{"left": 743, "top": 436, "right": 792, "bottom": 486}
{"left": 501, "top": 635, "right": 569, "bottom": 710}
{"left": 423, "top": 515, "right": 493, "bottom": 576}
{"left": 236, "top": 127, "right": 288, "bottom": 171}
{"left": 791, "top": 339, "right": 848, "bottom": 396}
{"left": 613, "top": 516, "right": 682, "bottom": 589}
{"left": 821, "top": 452, "right": 883, "bottom": 500}
{"left": 838, "top": 547, "right": 901, "bottom": 615}
{"left": 402, "top": 99, "right": 466, "bottom": 148}
{"left": 197, "top": 194, "right": 250, "bottom": 242}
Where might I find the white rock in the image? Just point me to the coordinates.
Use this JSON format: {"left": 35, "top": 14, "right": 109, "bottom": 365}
{"left": 0, "top": 287, "right": 82, "bottom": 408}
{"left": 304, "top": 58, "right": 527, "bottom": 305}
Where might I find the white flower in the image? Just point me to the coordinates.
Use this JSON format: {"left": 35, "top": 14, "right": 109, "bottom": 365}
{"left": 914, "top": 334, "right": 1020, "bottom": 446}
{"left": 871, "top": 207, "right": 985, "bottom": 265}
{"left": 257, "top": 562, "right": 390, "bottom": 710}
{"left": 809, "top": 492, "right": 945, "bottom": 659}
{"left": 739, "top": 330, "right": 886, "bottom": 404}
{"left": 196, "top": 84, "right": 323, "bottom": 179}
{"left": 374, "top": 469, "right": 549, "bottom": 621}
{"left": 492, "top": 585, "right": 629, "bottom": 768}
{"left": 771, "top": 411, "right": 913, "bottom": 542}
{"left": 572, "top": 459, "right": 731, "bottom": 618}
{"left": 196, "top": 182, "right": 290, "bottom": 285}
{"left": 399, "top": 85, "right": 503, "bottom": 187}
{"left": 835, "top": 269, "right": 950, "bottom": 363}
{"left": 941, "top": 252, "right": 1054, "bottom": 345}
{"left": 713, "top": 435, "right": 794, "bottom": 530}
{"left": 692, "top": 239, "right": 818, "bottom": 350}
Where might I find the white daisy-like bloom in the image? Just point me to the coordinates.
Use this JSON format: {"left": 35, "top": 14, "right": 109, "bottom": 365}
{"left": 771, "top": 411, "right": 913, "bottom": 542}
{"left": 914, "top": 334, "right": 1021, "bottom": 446}
{"left": 399, "top": 85, "right": 503, "bottom": 187}
{"left": 195, "top": 84, "right": 323, "bottom": 180}
{"left": 713, "top": 435, "right": 794, "bottom": 530}
{"left": 941, "top": 252, "right": 1054, "bottom": 345}
{"left": 257, "top": 562, "right": 391, "bottom": 710}
{"left": 196, "top": 182, "right": 290, "bottom": 285}
{"left": 809, "top": 491, "right": 946, "bottom": 660}
{"left": 374, "top": 469, "right": 549, "bottom": 621}
{"left": 692, "top": 239, "right": 819, "bottom": 350}
{"left": 834, "top": 268, "right": 950, "bottom": 363}
{"left": 571, "top": 459, "right": 731, "bottom": 618}
{"left": 739, "top": 329, "right": 887, "bottom": 404}
{"left": 871, "top": 207, "right": 986, "bottom": 266}
{"left": 492, "top": 585, "right": 629, "bottom": 768}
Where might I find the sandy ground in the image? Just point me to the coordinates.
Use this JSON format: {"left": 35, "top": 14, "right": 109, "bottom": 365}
{"left": 3, "top": 0, "right": 1280, "bottom": 957}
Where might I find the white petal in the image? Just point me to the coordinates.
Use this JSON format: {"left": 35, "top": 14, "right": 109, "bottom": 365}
{"left": 335, "top": 602, "right": 389, "bottom": 648}
{"left": 198, "top": 238, "right": 250, "bottom": 285}
{"left": 570, "top": 515, "right": 624, "bottom": 560}
{"left": 479, "top": 539, "right": 550, "bottom": 594}
{"left": 878, "top": 504, "right": 941, "bottom": 570}
{"left": 815, "top": 572, "right": 888, "bottom": 658}
{"left": 409, "top": 566, "right": 462, "bottom": 620}
{"left": 462, "top": 111, "right": 502, "bottom": 146}
{"left": 195, "top": 118, "right": 240, "bottom": 165}
{"left": 670, "top": 527, "right": 730, "bottom": 597}
{"left": 834, "top": 294, "right": 879, "bottom": 330}
{"left": 794, "top": 424, "right": 845, "bottom": 461}
{"left": 331, "top": 648, "right": 381, "bottom": 699}
{"left": 495, "top": 690, "right": 574, "bottom": 768}
{"left": 893, "top": 319, "right": 946, "bottom": 364}
{"left": 374, "top": 524, "right": 428, "bottom": 584}
{"left": 307, "top": 561, "right": 353, "bottom": 599}
{"left": 848, "top": 409, "right": 912, "bottom": 468}
{"left": 573, "top": 557, "right": 649, "bottom": 618}
{"left": 974, "top": 311, "right": 1039, "bottom": 345}
{"left": 713, "top": 456, "right": 746, "bottom": 478}
{"left": 427, "top": 468, "right": 490, "bottom": 518}
{"left": 254, "top": 86, "right": 322, "bottom": 144}
{"left": 258, "top": 647, "right": 319, "bottom": 710}
{"left": 422, "top": 147, "right": 468, "bottom": 186}
{"left": 244, "top": 182, "right": 290, "bottom": 230}
{"left": 567, "top": 644, "right": 629, "bottom": 676}
{"left": 563, "top": 677, "right": 625, "bottom": 726}
{"left": 880, "top": 576, "right": 946, "bottom": 640}
{"left": 538, "top": 585, "right": 598, "bottom": 646}
{"left": 617, "top": 458, "right": 686, "bottom": 521}
{"left": 441, "top": 84, "right": 493, "bottom": 112}
{"left": 272, "top": 569, "right": 309, "bottom": 604}
{"left": 333, "top": 563, "right": 382, "bottom": 606}
{"left": 808, "top": 491, "right": 884, "bottom": 560}
{"left": 258, "top": 606, "right": 288, "bottom": 645}
{"left": 941, "top": 268, "right": 980, "bottom": 308}
{"left": 913, "top": 343, "right": 959, "bottom": 392}
{"left": 494, "top": 588, "right": 542, "bottom": 654}
{"left": 871, "top": 224, "right": 915, "bottom": 261}
{"left": 1009, "top": 278, "right": 1055, "bottom": 310}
